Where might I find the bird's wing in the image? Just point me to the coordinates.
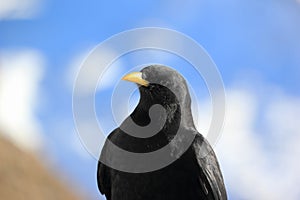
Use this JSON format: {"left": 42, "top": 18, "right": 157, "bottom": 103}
{"left": 193, "top": 133, "right": 227, "bottom": 200}
{"left": 97, "top": 129, "right": 119, "bottom": 200}
{"left": 97, "top": 161, "right": 110, "bottom": 197}
{"left": 97, "top": 151, "right": 111, "bottom": 200}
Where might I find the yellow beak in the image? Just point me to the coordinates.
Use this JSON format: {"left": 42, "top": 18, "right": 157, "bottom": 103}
{"left": 122, "top": 72, "right": 149, "bottom": 87}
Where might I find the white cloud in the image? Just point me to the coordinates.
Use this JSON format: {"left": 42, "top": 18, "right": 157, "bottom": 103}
{"left": 195, "top": 97, "right": 212, "bottom": 138}
{"left": 0, "top": 49, "right": 44, "bottom": 151}
{"left": 69, "top": 46, "right": 126, "bottom": 159}
{"left": 70, "top": 129, "right": 93, "bottom": 160}
{"left": 71, "top": 120, "right": 104, "bottom": 160}
{"left": 203, "top": 86, "right": 300, "bottom": 200}
{"left": 68, "top": 47, "right": 124, "bottom": 95}
{"left": 0, "top": 0, "right": 43, "bottom": 19}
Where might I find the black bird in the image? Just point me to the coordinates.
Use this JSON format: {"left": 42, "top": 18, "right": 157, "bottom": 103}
{"left": 97, "top": 65, "right": 227, "bottom": 200}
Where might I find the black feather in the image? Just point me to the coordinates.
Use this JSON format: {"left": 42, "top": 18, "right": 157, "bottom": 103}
{"left": 97, "top": 65, "right": 227, "bottom": 200}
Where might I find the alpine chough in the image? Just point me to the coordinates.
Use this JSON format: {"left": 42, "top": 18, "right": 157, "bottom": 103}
{"left": 97, "top": 65, "right": 227, "bottom": 200}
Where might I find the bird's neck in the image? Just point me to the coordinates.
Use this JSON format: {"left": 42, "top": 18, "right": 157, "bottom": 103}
{"left": 131, "top": 88, "right": 196, "bottom": 136}
{"left": 132, "top": 99, "right": 195, "bottom": 136}
{"left": 131, "top": 98, "right": 179, "bottom": 130}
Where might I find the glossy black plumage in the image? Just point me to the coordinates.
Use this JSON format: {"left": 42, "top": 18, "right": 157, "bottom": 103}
{"left": 97, "top": 65, "right": 227, "bottom": 200}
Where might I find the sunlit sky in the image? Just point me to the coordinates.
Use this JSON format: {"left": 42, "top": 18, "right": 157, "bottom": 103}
{"left": 1, "top": 0, "right": 300, "bottom": 199}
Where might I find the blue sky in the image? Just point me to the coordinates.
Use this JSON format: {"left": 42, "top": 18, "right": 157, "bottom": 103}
{"left": 1, "top": 0, "right": 300, "bottom": 199}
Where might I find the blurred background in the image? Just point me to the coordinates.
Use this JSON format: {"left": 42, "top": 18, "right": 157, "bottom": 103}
{"left": 1, "top": 0, "right": 300, "bottom": 199}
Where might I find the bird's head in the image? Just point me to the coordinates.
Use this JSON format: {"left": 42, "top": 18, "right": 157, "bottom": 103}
{"left": 123, "top": 65, "right": 190, "bottom": 105}
{"left": 122, "top": 65, "right": 195, "bottom": 129}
